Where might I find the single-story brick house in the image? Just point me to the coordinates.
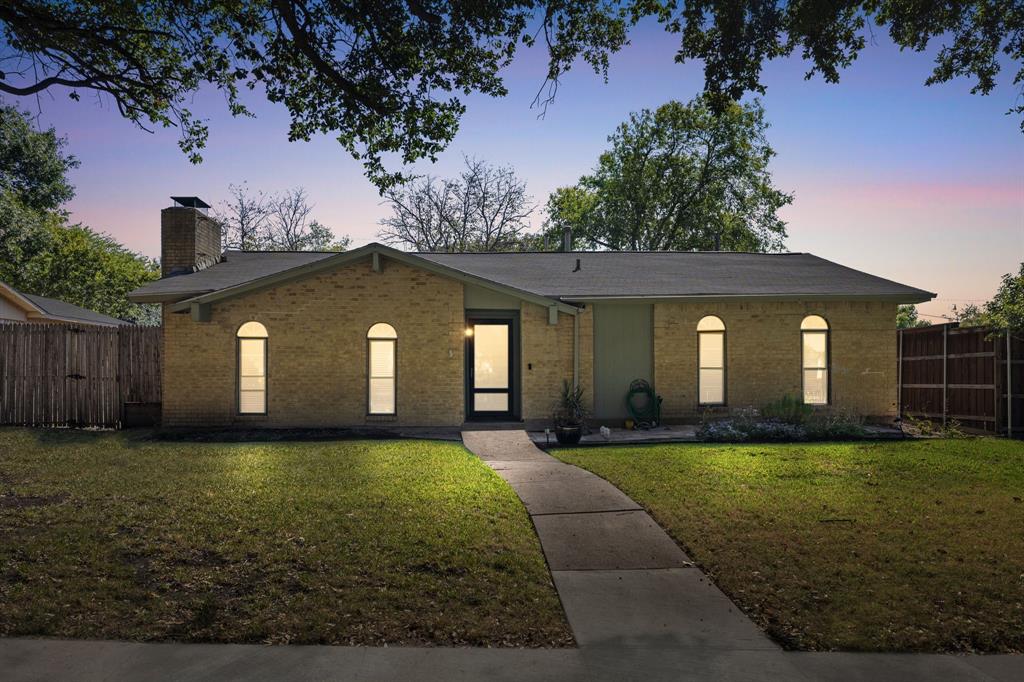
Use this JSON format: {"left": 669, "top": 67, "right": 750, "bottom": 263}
{"left": 130, "top": 198, "right": 934, "bottom": 429}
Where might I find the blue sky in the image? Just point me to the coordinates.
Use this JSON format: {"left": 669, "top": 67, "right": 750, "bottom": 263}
{"left": 29, "top": 19, "right": 1024, "bottom": 320}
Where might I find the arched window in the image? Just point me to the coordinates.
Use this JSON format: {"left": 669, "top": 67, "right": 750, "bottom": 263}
{"left": 367, "top": 323, "right": 397, "bottom": 415}
{"left": 237, "top": 321, "right": 268, "bottom": 414}
{"left": 697, "top": 316, "right": 726, "bottom": 405}
{"left": 801, "top": 315, "right": 829, "bottom": 405}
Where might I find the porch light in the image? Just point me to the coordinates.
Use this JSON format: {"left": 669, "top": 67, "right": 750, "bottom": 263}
{"left": 465, "top": 327, "right": 474, "bottom": 337}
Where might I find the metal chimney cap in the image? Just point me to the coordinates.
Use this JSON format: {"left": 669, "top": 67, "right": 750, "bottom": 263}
{"left": 170, "top": 196, "right": 211, "bottom": 209}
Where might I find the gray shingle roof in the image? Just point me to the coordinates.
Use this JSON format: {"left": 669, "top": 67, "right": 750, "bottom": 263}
{"left": 130, "top": 250, "right": 333, "bottom": 302}
{"left": 419, "top": 251, "right": 935, "bottom": 301}
{"left": 21, "top": 293, "right": 128, "bottom": 326}
{"left": 130, "top": 246, "right": 934, "bottom": 304}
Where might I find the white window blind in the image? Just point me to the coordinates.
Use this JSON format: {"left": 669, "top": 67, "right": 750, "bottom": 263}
{"left": 698, "top": 316, "right": 725, "bottom": 405}
{"left": 368, "top": 338, "right": 396, "bottom": 414}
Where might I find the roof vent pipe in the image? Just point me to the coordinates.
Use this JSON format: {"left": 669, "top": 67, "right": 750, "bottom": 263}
{"left": 562, "top": 226, "right": 572, "bottom": 252}
{"left": 573, "top": 258, "right": 581, "bottom": 272}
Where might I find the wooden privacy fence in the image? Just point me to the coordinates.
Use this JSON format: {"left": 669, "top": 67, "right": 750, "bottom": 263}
{"left": 898, "top": 324, "right": 1023, "bottom": 436}
{"left": 0, "top": 323, "right": 161, "bottom": 428}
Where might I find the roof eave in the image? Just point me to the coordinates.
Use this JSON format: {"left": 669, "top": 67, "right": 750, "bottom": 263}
{"left": 24, "top": 311, "right": 122, "bottom": 327}
{"left": 128, "top": 289, "right": 213, "bottom": 304}
{"left": 562, "top": 292, "right": 937, "bottom": 305}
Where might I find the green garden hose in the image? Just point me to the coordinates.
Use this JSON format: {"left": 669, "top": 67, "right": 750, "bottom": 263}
{"left": 626, "top": 379, "right": 662, "bottom": 429}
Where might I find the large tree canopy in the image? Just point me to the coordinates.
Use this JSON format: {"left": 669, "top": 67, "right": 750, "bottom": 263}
{"left": 546, "top": 97, "right": 791, "bottom": 252}
{"left": 0, "top": 106, "right": 158, "bottom": 323}
{"left": 1, "top": 2, "right": 1020, "bottom": 190}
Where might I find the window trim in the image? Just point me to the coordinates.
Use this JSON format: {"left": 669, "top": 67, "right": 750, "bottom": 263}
{"left": 697, "top": 316, "right": 727, "bottom": 407}
{"left": 236, "top": 323, "right": 268, "bottom": 416}
{"left": 367, "top": 324, "right": 398, "bottom": 416}
{"left": 800, "top": 316, "right": 831, "bottom": 406}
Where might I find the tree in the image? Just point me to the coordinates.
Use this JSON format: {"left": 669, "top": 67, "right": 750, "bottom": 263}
{"left": 954, "top": 303, "right": 987, "bottom": 327}
{"left": 378, "top": 157, "right": 535, "bottom": 252}
{"left": 542, "top": 186, "right": 599, "bottom": 250}
{"left": 969, "top": 263, "right": 1024, "bottom": 330}
{"left": 548, "top": 97, "right": 791, "bottom": 252}
{"left": 896, "top": 304, "right": 930, "bottom": 329}
{"left": 215, "top": 185, "right": 350, "bottom": 251}
{"left": 0, "top": 105, "right": 157, "bottom": 323}
{"left": 216, "top": 184, "right": 274, "bottom": 251}
{"left": 0, "top": 106, "right": 78, "bottom": 277}
{"left": 4, "top": 3, "right": 1018, "bottom": 190}
{"left": 268, "top": 188, "right": 349, "bottom": 251}
{"left": 18, "top": 224, "right": 160, "bottom": 325}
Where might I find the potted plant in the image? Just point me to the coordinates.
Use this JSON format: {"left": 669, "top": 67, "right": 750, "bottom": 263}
{"left": 552, "top": 380, "right": 589, "bottom": 445}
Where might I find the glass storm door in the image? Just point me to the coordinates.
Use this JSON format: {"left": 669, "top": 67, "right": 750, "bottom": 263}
{"left": 467, "top": 320, "right": 514, "bottom": 419}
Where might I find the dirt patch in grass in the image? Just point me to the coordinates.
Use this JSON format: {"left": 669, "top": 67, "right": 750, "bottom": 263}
{"left": 553, "top": 438, "right": 1024, "bottom": 653}
{"left": 0, "top": 428, "right": 571, "bottom": 647}
{"left": 0, "top": 492, "right": 68, "bottom": 509}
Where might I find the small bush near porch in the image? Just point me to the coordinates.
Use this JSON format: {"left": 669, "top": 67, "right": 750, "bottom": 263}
{"left": 553, "top": 438, "right": 1024, "bottom": 653}
{"left": 0, "top": 429, "right": 571, "bottom": 647}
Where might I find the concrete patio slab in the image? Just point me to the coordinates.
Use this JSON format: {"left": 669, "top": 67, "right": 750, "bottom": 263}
{"left": 551, "top": 568, "right": 777, "bottom": 651}
{"left": 529, "top": 425, "right": 699, "bottom": 448}
{"left": 533, "top": 510, "right": 691, "bottom": 570}
{"left": 512, "top": 476, "right": 642, "bottom": 515}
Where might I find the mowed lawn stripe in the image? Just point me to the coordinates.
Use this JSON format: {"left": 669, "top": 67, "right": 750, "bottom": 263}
{"left": 552, "top": 438, "right": 1024, "bottom": 653}
{"left": 0, "top": 429, "right": 571, "bottom": 647}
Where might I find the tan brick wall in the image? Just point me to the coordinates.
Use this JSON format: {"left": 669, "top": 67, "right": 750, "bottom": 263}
{"left": 652, "top": 300, "right": 898, "bottom": 421}
{"left": 519, "top": 304, "right": 591, "bottom": 422}
{"left": 162, "top": 258, "right": 465, "bottom": 428}
{"left": 161, "top": 207, "right": 222, "bottom": 277}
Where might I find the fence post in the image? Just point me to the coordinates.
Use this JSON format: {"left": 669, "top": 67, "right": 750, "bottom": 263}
{"left": 942, "top": 324, "right": 948, "bottom": 427}
{"left": 897, "top": 328, "right": 903, "bottom": 418}
{"left": 1009, "top": 330, "right": 1014, "bottom": 439}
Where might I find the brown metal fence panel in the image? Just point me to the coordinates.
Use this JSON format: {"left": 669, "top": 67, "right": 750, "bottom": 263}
{"left": 898, "top": 324, "right": 1023, "bottom": 436}
{"left": 0, "top": 323, "right": 161, "bottom": 428}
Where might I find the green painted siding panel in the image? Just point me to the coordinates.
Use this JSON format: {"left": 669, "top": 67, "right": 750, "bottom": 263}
{"left": 464, "top": 284, "right": 521, "bottom": 310}
{"left": 593, "top": 303, "right": 653, "bottom": 420}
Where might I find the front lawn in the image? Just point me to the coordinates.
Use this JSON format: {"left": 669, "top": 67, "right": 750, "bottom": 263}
{"left": 552, "top": 438, "right": 1024, "bottom": 653}
{"left": 0, "top": 429, "right": 571, "bottom": 647}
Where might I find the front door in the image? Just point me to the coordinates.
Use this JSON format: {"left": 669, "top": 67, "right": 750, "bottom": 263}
{"left": 466, "top": 316, "right": 517, "bottom": 420}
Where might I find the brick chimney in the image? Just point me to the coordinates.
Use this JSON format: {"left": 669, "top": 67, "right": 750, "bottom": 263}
{"left": 161, "top": 196, "right": 221, "bottom": 277}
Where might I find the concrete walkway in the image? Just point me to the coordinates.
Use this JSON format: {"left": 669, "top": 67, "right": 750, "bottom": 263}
{"left": 3, "top": 429, "right": 1021, "bottom": 681}
{"left": 461, "top": 429, "right": 779, "bottom": 655}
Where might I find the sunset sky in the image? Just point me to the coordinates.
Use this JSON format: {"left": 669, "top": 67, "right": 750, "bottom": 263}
{"left": 29, "top": 19, "right": 1023, "bottom": 321}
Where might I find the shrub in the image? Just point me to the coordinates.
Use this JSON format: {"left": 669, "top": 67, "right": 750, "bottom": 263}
{"left": 804, "top": 413, "right": 867, "bottom": 441}
{"left": 696, "top": 420, "right": 749, "bottom": 442}
{"left": 744, "top": 420, "right": 808, "bottom": 442}
{"left": 697, "top": 412, "right": 871, "bottom": 443}
{"left": 761, "top": 394, "right": 814, "bottom": 425}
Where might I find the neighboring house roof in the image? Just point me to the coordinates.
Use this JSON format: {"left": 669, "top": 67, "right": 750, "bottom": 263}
{"left": 129, "top": 243, "right": 935, "bottom": 309}
{"left": 0, "top": 282, "right": 127, "bottom": 326}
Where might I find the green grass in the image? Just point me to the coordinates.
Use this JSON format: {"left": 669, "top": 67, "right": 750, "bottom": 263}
{"left": 552, "top": 438, "right": 1024, "bottom": 653}
{"left": 0, "top": 428, "right": 571, "bottom": 647}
